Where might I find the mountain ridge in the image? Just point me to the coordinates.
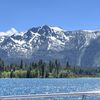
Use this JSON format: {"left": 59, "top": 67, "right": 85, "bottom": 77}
{"left": 0, "top": 25, "right": 100, "bottom": 67}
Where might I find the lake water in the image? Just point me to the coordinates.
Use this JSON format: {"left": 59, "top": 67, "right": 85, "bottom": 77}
{"left": 0, "top": 78, "right": 100, "bottom": 100}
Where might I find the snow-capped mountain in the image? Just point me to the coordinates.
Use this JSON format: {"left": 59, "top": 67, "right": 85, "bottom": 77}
{"left": 0, "top": 28, "right": 19, "bottom": 36}
{"left": 0, "top": 25, "right": 100, "bottom": 67}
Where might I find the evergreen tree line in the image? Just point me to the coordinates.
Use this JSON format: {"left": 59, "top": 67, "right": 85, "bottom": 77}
{"left": 0, "top": 58, "right": 100, "bottom": 78}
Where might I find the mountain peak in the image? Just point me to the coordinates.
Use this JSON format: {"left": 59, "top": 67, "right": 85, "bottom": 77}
{"left": 41, "top": 25, "right": 65, "bottom": 32}
{"left": 42, "top": 25, "right": 50, "bottom": 28}
{"left": 7, "top": 28, "right": 18, "bottom": 34}
{"left": 4, "top": 28, "right": 18, "bottom": 36}
{"left": 0, "top": 28, "right": 18, "bottom": 36}
{"left": 10, "top": 28, "right": 18, "bottom": 33}
{"left": 50, "top": 26, "right": 64, "bottom": 32}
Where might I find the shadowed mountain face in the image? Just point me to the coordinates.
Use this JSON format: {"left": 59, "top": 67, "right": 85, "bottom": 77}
{"left": 81, "top": 36, "right": 100, "bottom": 67}
{"left": 0, "top": 25, "right": 100, "bottom": 67}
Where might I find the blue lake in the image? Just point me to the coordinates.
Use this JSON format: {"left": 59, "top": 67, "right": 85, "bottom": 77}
{"left": 0, "top": 78, "right": 100, "bottom": 100}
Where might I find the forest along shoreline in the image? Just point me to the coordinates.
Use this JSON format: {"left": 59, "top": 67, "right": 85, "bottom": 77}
{"left": 0, "top": 58, "right": 100, "bottom": 78}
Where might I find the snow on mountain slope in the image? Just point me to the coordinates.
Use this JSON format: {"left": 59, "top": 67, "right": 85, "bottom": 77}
{"left": 0, "top": 37, "right": 5, "bottom": 43}
{"left": 6, "top": 28, "right": 18, "bottom": 35}
{"left": 0, "top": 28, "right": 24, "bottom": 37}
{"left": 50, "top": 26, "right": 64, "bottom": 32}
{"left": 10, "top": 37, "right": 25, "bottom": 45}
{"left": 47, "top": 36, "right": 65, "bottom": 51}
{"left": 28, "top": 31, "right": 40, "bottom": 43}
{"left": 80, "top": 30, "right": 100, "bottom": 48}
{"left": 0, "top": 28, "right": 19, "bottom": 36}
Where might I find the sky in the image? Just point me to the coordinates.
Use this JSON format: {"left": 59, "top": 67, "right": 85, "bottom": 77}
{"left": 0, "top": 0, "right": 100, "bottom": 31}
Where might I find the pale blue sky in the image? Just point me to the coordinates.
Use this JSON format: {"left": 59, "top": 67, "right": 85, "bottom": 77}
{"left": 0, "top": 0, "right": 100, "bottom": 31}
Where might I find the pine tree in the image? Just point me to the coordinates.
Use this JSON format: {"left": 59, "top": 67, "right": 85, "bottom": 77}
{"left": 48, "top": 60, "right": 54, "bottom": 73}
{"left": 65, "top": 61, "right": 70, "bottom": 69}
{"left": 26, "top": 69, "right": 31, "bottom": 78}
{"left": 20, "top": 59, "right": 23, "bottom": 69}
{"left": 54, "top": 59, "right": 60, "bottom": 78}
{"left": 10, "top": 70, "right": 14, "bottom": 78}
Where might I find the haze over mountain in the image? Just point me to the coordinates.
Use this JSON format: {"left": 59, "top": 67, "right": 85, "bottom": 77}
{"left": 0, "top": 25, "right": 100, "bottom": 67}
